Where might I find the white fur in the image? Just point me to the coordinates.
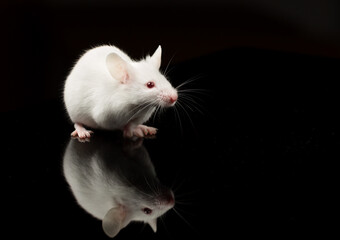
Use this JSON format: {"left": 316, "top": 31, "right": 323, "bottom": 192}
{"left": 64, "top": 45, "right": 177, "bottom": 131}
{"left": 63, "top": 136, "right": 174, "bottom": 238}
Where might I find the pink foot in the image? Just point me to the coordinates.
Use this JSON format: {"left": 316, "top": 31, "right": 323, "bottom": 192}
{"left": 123, "top": 125, "right": 158, "bottom": 138}
{"left": 71, "top": 123, "right": 93, "bottom": 139}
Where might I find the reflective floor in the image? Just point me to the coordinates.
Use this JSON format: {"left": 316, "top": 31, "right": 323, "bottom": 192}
{"left": 3, "top": 48, "right": 338, "bottom": 238}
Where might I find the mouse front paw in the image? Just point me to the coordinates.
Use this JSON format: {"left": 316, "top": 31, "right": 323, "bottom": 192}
{"left": 134, "top": 125, "right": 158, "bottom": 138}
{"left": 123, "top": 124, "right": 157, "bottom": 138}
{"left": 71, "top": 123, "right": 93, "bottom": 139}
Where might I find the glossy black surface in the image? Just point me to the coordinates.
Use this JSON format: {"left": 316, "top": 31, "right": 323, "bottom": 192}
{"left": 3, "top": 48, "right": 339, "bottom": 238}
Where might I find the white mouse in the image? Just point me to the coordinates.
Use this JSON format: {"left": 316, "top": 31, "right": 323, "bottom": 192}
{"left": 63, "top": 45, "right": 178, "bottom": 138}
{"left": 63, "top": 135, "right": 175, "bottom": 238}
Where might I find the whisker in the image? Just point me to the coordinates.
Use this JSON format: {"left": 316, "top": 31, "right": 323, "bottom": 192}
{"left": 174, "top": 189, "right": 201, "bottom": 202}
{"left": 174, "top": 200, "right": 198, "bottom": 206}
{"left": 178, "top": 98, "right": 195, "bottom": 112}
{"left": 163, "top": 53, "right": 176, "bottom": 77}
{"left": 117, "top": 170, "right": 155, "bottom": 198}
{"left": 172, "top": 177, "right": 187, "bottom": 194}
{"left": 170, "top": 168, "right": 184, "bottom": 190}
{"left": 175, "top": 100, "right": 196, "bottom": 133}
{"left": 143, "top": 175, "right": 158, "bottom": 196}
{"left": 173, "top": 204, "right": 199, "bottom": 216}
{"left": 173, "top": 105, "right": 184, "bottom": 136}
{"left": 178, "top": 95, "right": 205, "bottom": 115}
{"left": 172, "top": 208, "right": 197, "bottom": 233}
{"left": 177, "top": 88, "right": 211, "bottom": 97}
{"left": 125, "top": 100, "right": 152, "bottom": 118}
{"left": 138, "top": 223, "right": 146, "bottom": 234}
{"left": 175, "top": 74, "right": 204, "bottom": 90}
{"left": 151, "top": 105, "right": 162, "bottom": 124}
{"left": 126, "top": 100, "right": 158, "bottom": 123}
{"left": 159, "top": 215, "right": 171, "bottom": 238}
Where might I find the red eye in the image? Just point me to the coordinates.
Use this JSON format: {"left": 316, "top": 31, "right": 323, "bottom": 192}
{"left": 146, "top": 81, "right": 155, "bottom": 88}
{"left": 143, "top": 208, "right": 152, "bottom": 215}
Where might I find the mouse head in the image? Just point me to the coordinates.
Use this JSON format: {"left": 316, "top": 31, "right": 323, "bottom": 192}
{"left": 103, "top": 183, "right": 175, "bottom": 238}
{"left": 106, "top": 46, "right": 178, "bottom": 107}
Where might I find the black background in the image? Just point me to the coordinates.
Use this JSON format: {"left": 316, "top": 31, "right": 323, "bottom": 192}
{"left": 2, "top": 0, "right": 340, "bottom": 112}
{"left": 2, "top": 1, "right": 339, "bottom": 239}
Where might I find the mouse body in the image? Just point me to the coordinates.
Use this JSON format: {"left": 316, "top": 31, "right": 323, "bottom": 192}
{"left": 64, "top": 45, "right": 178, "bottom": 138}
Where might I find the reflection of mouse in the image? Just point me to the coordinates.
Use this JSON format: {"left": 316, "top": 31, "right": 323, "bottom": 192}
{"left": 63, "top": 45, "right": 178, "bottom": 139}
{"left": 63, "top": 135, "right": 175, "bottom": 238}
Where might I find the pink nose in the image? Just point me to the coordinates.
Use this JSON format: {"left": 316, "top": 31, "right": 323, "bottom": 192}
{"left": 170, "top": 95, "right": 178, "bottom": 104}
{"left": 161, "top": 190, "right": 175, "bottom": 206}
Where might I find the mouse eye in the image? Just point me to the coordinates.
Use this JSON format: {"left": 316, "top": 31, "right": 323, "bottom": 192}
{"left": 146, "top": 81, "right": 155, "bottom": 89}
{"left": 143, "top": 207, "right": 153, "bottom": 215}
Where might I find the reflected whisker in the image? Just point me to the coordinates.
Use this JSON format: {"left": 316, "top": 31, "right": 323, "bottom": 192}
{"left": 173, "top": 189, "right": 200, "bottom": 200}
{"left": 159, "top": 215, "right": 172, "bottom": 238}
{"left": 143, "top": 175, "right": 157, "bottom": 196}
{"left": 172, "top": 208, "right": 197, "bottom": 233}
{"left": 172, "top": 177, "right": 187, "bottom": 195}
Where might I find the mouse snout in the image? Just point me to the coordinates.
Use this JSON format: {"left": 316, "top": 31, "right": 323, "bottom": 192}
{"left": 168, "top": 90, "right": 178, "bottom": 105}
{"left": 170, "top": 95, "right": 177, "bottom": 104}
{"left": 158, "top": 89, "right": 178, "bottom": 107}
{"left": 160, "top": 190, "right": 175, "bottom": 206}
{"left": 159, "top": 90, "right": 178, "bottom": 106}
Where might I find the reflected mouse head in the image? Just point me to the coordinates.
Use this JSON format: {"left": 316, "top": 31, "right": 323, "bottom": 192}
{"left": 103, "top": 183, "right": 175, "bottom": 237}
{"left": 102, "top": 153, "right": 175, "bottom": 237}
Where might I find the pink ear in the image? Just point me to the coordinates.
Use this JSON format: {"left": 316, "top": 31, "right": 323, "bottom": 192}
{"left": 116, "top": 63, "right": 130, "bottom": 84}
{"left": 147, "top": 218, "right": 157, "bottom": 232}
{"left": 149, "top": 45, "right": 162, "bottom": 69}
{"left": 102, "top": 206, "right": 130, "bottom": 238}
{"left": 106, "top": 53, "right": 130, "bottom": 84}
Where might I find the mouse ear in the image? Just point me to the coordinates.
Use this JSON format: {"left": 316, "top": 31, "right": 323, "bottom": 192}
{"left": 106, "top": 53, "right": 130, "bottom": 84}
{"left": 147, "top": 218, "right": 157, "bottom": 233}
{"left": 102, "top": 206, "right": 129, "bottom": 238}
{"left": 149, "top": 45, "right": 162, "bottom": 69}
